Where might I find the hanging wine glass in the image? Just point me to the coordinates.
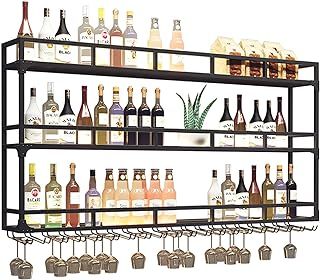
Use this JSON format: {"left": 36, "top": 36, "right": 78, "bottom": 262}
{"left": 258, "top": 232, "right": 272, "bottom": 260}
{"left": 167, "top": 236, "right": 180, "bottom": 269}
{"left": 284, "top": 231, "right": 297, "bottom": 259}
{"left": 10, "top": 241, "right": 23, "bottom": 276}
{"left": 131, "top": 237, "right": 146, "bottom": 269}
{"left": 157, "top": 237, "right": 170, "bottom": 266}
{"left": 105, "top": 239, "right": 119, "bottom": 273}
{"left": 224, "top": 234, "right": 237, "bottom": 265}
{"left": 88, "top": 238, "right": 102, "bottom": 274}
{"left": 239, "top": 232, "right": 251, "bottom": 264}
{"left": 17, "top": 243, "right": 33, "bottom": 279}
{"left": 205, "top": 233, "right": 217, "bottom": 264}
{"left": 173, "top": 235, "right": 184, "bottom": 266}
{"left": 79, "top": 238, "right": 93, "bottom": 271}
{"left": 67, "top": 239, "right": 80, "bottom": 273}
{"left": 230, "top": 233, "right": 240, "bottom": 262}
{"left": 45, "top": 239, "right": 59, "bottom": 273}
{"left": 96, "top": 236, "right": 109, "bottom": 270}
{"left": 181, "top": 235, "right": 195, "bottom": 268}
{"left": 53, "top": 241, "right": 67, "bottom": 277}
{"left": 215, "top": 233, "right": 227, "bottom": 263}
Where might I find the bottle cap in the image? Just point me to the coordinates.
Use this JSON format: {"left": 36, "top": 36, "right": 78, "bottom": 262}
{"left": 29, "top": 163, "right": 35, "bottom": 176}
{"left": 141, "top": 87, "right": 147, "bottom": 97}
{"left": 265, "top": 163, "right": 270, "bottom": 173}
{"left": 30, "top": 88, "right": 36, "bottom": 97}
{"left": 151, "top": 17, "right": 159, "bottom": 29}
{"left": 155, "top": 88, "right": 160, "bottom": 99}
{"left": 60, "top": 9, "right": 66, "bottom": 18}
{"left": 90, "top": 169, "right": 95, "bottom": 176}
{"left": 225, "top": 164, "right": 231, "bottom": 174}
{"left": 113, "top": 86, "right": 119, "bottom": 93}
{"left": 65, "top": 89, "right": 70, "bottom": 97}
{"left": 127, "top": 10, "right": 133, "bottom": 17}
{"left": 212, "top": 169, "right": 217, "bottom": 178}
{"left": 98, "top": 7, "right": 104, "bottom": 19}
{"left": 239, "top": 170, "right": 244, "bottom": 177}
{"left": 98, "top": 84, "right": 104, "bottom": 96}
{"left": 70, "top": 163, "right": 76, "bottom": 174}
{"left": 44, "top": 8, "right": 50, "bottom": 17}
{"left": 47, "top": 82, "right": 54, "bottom": 94}
{"left": 82, "top": 5, "right": 88, "bottom": 17}
{"left": 113, "top": 9, "right": 119, "bottom": 18}
{"left": 127, "top": 86, "right": 133, "bottom": 96}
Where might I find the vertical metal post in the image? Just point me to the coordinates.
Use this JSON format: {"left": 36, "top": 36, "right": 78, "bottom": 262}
{"left": 288, "top": 87, "right": 293, "bottom": 164}
{"left": 314, "top": 63, "right": 319, "bottom": 220}
{"left": 210, "top": 56, "right": 215, "bottom": 74}
{"left": 91, "top": 46, "right": 96, "bottom": 66}
{"left": 153, "top": 51, "right": 158, "bottom": 71}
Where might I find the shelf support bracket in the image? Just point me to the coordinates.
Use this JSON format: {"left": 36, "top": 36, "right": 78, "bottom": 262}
{"left": 16, "top": 144, "right": 31, "bottom": 158}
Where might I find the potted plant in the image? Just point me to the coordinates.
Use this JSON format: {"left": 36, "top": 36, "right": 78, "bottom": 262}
{"left": 176, "top": 85, "right": 217, "bottom": 146}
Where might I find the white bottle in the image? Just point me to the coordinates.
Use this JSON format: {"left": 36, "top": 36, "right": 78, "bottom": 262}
{"left": 207, "top": 169, "right": 223, "bottom": 221}
{"left": 38, "top": 8, "right": 55, "bottom": 62}
{"left": 25, "top": 88, "right": 42, "bottom": 143}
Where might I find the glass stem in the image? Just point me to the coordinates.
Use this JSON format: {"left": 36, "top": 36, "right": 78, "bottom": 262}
{"left": 16, "top": 241, "right": 19, "bottom": 258}
{"left": 162, "top": 237, "right": 165, "bottom": 250}
{"left": 210, "top": 234, "right": 213, "bottom": 248}
{"left": 59, "top": 242, "right": 62, "bottom": 259}
{"left": 110, "top": 240, "right": 112, "bottom": 256}
{"left": 24, "top": 243, "right": 26, "bottom": 261}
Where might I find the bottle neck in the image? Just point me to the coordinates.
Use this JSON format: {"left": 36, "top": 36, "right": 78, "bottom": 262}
{"left": 142, "top": 96, "right": 147, "bottom": 104}
{"left": 98, "top": 95, "right": 104, "bottom": 102}
{"left": 251, "top": 169, "right": 256, "bottom": 181}
{"left": 265, "top": 172, "right": 270, "bottom": 180}
{"left": 60, "top": 17, "right": 66, "bottom": 28}
{"left": 98, "top": 18, "right": 104, "bottom": 26}
{"left": 277, "top": 171, "right": 283, "bottom": 180}
{"left": 30, "top": 96, "right": 37, "bottom": 103}
{"left": 254, "top": 101, "right": 259, "bottom": 114}
{"left": 266, "top": 102, "right": 272, "bottom": 115}
{"left": 155, "top": 97, "right": 160, "bottom": 105}
{"left": 239, "top": 174, "right": 244, "bottom": 185}
{"left": 113, "top": 93, "right": 119, "bottom": 104}
{"left": 237, "top": 97, "right": 242, "bottom": 111}
{"left": 89, "top": 176, "right": 96, "bottom": 189}
{"left": 113, "top": 18, "right": 119, "bottom": 26}
{"left": 50, "top": 175, "right": 56, "bottom": 181}
{"left": 126, "top": 17, "right": 133, "bottom": 27}
{"left": 23, "top": 3, "right": 28, "bottom": 20}
{"left": 83, "top": 16, "right": 89, "bottom": 25}
{"left": 64, "top": 94, "right": 71, "bottom": 106}
{"left": 70, "top": 173, "right": 75, "bottom": 180}
{"left": 47, "top": 93, "right": 54, "bottom": 100}
{"left": 277, "top": 98, "right": 282, "bottom": 113}
{"left": 29, "top": 175, "right": 35, "bottom": 182}
{"left": 288, "top": 172, "right": 293, "bottom": 180}
{"left": 82, "top": 91, "right": 87, "bottom": 105}
{"left": 226, "top": 173, "right": 231, "bottom": 180}
{"left": 128, "top": 95, "right": 133, "bottom": 103}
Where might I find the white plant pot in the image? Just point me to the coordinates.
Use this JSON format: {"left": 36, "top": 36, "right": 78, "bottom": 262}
{"left": 177, "top": 132, "right": 211, "bottom": 147}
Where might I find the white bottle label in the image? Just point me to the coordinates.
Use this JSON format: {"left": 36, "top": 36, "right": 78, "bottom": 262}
{"left": 267, "top": 189, "right": 274, "bottom": 200}
{"left": 249, "top": 121, "right": 264, "bottom": 147}
{"left": 163, "top": 199, "right": 176, "bottom": 216}
{"left": 95, "top": 31, "right": 110, "bottom": 66}
{"left": 127, "top": 115, "right": 138, "bottom": 127}
{"left": 88, "top": 196, "right": 101, "bottom": 208}
{"left": 155, "top": 116, "right": 165, "bottom": 128}
{"left": 70, "top": 192, "right": 80, "bottom": 205}
{"left": 236, "top": 192, "right": 249, "bottom": 218}
{"left": 208, "top": 193, "right": 223, "bottom": 219}
{"left": 290, "top": 190, "right": 297, "bottom": 200}
{"left": 104, "top": 199, "right": 116, "bottom": 216}
{"left": 124, "top": 38, "right": 138, "bottom": 66}
{"left": 218, "top": 120, "right": 234, "bottom": 147}
{"left": 223, "top": 189, "right": 236, "bottom": 216}
{"left": 142, "top": 115, "right": 151, "bottom": 127}
{"left": 132, "top": 199, "right": 145, "bottom": 216}
{"left": 55, "top": 34, "right": 72, "bottom": 63}
{"left": 25, "top": 114, "right": 42, "bottom": 143}
{"left": 116, "top": 200, "right": 130, "bottom": 217}
{"left": 24, "top": 45, "right": 35, "bottom": 61}
{"left": 59, "top": 114, "right": 76, "bottom": 143}
{"left": 111, "top": 36, "right": 123, "bottom": 46}
{"left": 263, "top": 122, "right": 276, "bottom": 147}
{"left": 79, "top": 29, "right": 94, "bottom": 63}
{"left": 44, "top": 107, "right": 60, "bottom": 125}
{"left": 46, "top": 189, "right": 62, "bottom": 209}
{"left": 110, "top": 114, "right": 124, "bottom": 143}
{"left": 249, "top": 208, "right": 262, "bottom": 219}
{"left": 149, "top": 199, "right": 162, "bottom": 207}
{"left": 98, "top": 113, "right": 108, "bottom": 125}
{"left": 39, "top": 34, "right": 55, "bottom": 61}
{"left": 77, "top": 130, "right": 92, "bottom": 144}
{"left": 25, "top": 188, "right": 41, "bottom": 225}
{"left": 275, "top": 190, "right": 287, "bottom": 215}
{"left": 234, "top": 134, "right": 248, "bottom": 147}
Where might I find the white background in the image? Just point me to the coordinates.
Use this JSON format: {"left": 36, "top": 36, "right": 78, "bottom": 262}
{"left": 0, "top": 0, "right": 319, "bottom": 279}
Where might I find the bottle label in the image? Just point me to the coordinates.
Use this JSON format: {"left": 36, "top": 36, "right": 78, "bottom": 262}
{"left": 79, "top": 29, "right": 94, "bottom": 63}
{"left": 276, "top": 135, "right": 288, "bottom": 148}
{"left": 44, "top": 107, "right": 60, "bottom": 125}
{"left": 124, "top": 38, "right": 138, "bottom": 66}
{"left": 127, "top": 115, "right": 138, "bottom": 127}
{"left": 149, "top": 199, "right": 162, "bottom": 207}
{"left": 208, "top": 193, "right": 223, "bottom": 219}
{"left": 25, "top": 187, "right": 41, "bottom": 225}
{"left": 98, "top": 113, "right": 108, "bottom": 125}
{"left": 223, "top": 189, "right": 236, "bottom": 216}
{"left": 155, "top": 116, "right": 165, "bottom": 128}
{"left": 77, "top": 130, "right": 92, "bottom": 144}
{"left": 163, "top": 199, "right": 176, "bottom": 216}
{"left": 275, "top": 189, "right": 287, "bottom": 215}
{"left": 59, "top": 114, "right": 76, "bottom": 143}
{"left": 95, "top": 31, "right": 110, "bottom": 66}
{"left": 236, "top": 192, "right": 249, "bottom": 218}
{"left": 249, "top": 121, "right": 264, "bottom": 147}
{"left": 25, "top": 114, "right": 42, "bottom": 142}
{"left": 290, "top": 190, "right": 297, "bottom": 201}
{"left": 46, "top": 189, "right": 62, "bottom": 209}
{"left": 88, "top": 196, "right": 101, "bottom": 208}
{"left": 263, "top": 122, "right": 276, "bottom": 147}
{"left": 104, "top": 199, "right": 116, "bottom": 216}
{"left": 267, "top": 189, "right": 274, "bottom": 200}
{"left": 142, "top": 115, "right": 151, "bottom": 127}
{"left": 171, "top": 49, "right": 184, "bottom": 67}
{"left": 132, "top": 199, "right": 145, "bottom": 216}
{"left": 116, "top": 200, "right": 130, "bottom": 217}
{"left": 39, "top": 34, "right": 55, "bottom": 61}
{"left": 23, "top": 44, "right": 35, "bottom": 61}
{"left": 234, "top": 134, "right": 248, "bottom": 147}
{"left": 249, "top": 208, "right": 262, "bottom": 219}
{"left": 110, "top": 114, "right": 124, "bottom": 143}
{"left": 217, "top": 120, "right": 234, "bottom": 147}
{"left": 70, "top": 192, "right": 80, "bottom": 205}
{"left": 110, "top": 36, "right": 123, "bottom": 46}
{"left": 55, "top": 34, "right": 72, "bottom": 63}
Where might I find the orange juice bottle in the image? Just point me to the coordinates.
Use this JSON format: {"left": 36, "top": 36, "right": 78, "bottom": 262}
{"left": 160, "top": 169, "right": 176, "bottom": 223}
{"left": 141, "top": 169, "right": 148, "bottom": 207}
{"left": 102, "top": 169, "right": 115, "bottom": 226}
{"left": 130, "top": 169, "right": 145, "bottom": 224}
{"left": 114, "top": 169, "right": 130, "bottom": 225}
{"left": 169, "top": 20, "right": 184, "bottom": 71}
{"left": 147, "top": 169, "right": 162, "bottom": 223}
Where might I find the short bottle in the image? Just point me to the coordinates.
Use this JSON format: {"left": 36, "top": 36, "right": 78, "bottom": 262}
{"left": 114, "top": 169, "right": 130, "bottom": 225}
{"left": 161, "top": 169, "right": 177, "bottom": 224}
{"left": 147, "top": 169, "right": 163, "bottom": 223}
{"left": 248, "top": 165, "right": 262, "bottom": 219}
{"left": 102, "top": 169, "right": 116, "bottom": 226}
{"left": 38, "top": 8, "right": 55, "bottom": 61}
{"left": 274, "top": 165, "right": 287, "bottom": 219}
{"left": 109, "top": 86, "right": 124, "bottom": 145}
{"left": 138, "top": 87, "right": 151, "bottom": 145}
{"left": 275, "top": 97, "right": 287, "bottom": 148}
{"left": 110, "top": 9, "right": 123, "bottom": 67}
{"left": 207, "top": 170, "right": 222, "bottom": 222}
{"left": 217, "top": 98, "right": 234, "bottom": 147}
{"left": 123, "top": 11, "right": 138, "bottom": 68}
{"left": 130, "top": 169, "right": 146, "bottom": 225}
{"left": 25, "top": 88, "right": 42, "bottom": 143}
{"left": 94, "top": 84, "right": 109, "bottom": 145}
{"left": 55, "top": 9, "right": 72, "bottom": 63}
{"left": 59, "top": 89, "right": 76, "bottom": 144}
{"left": 85, "top": 169, "right": 101, "bottom": 226}
{"left": 124, "top": 86, "right": 137, "bottom": 145}
{"left": 263, "top": 100, "right": 276, "bottom": 148}
{"left": 169, "top": 19, "right": 184, "bottom": 71}
{"left": 221, "top": 164, "right": 236, "bottom": 220}
{"left": 141, "top": 169, "right": 148, "bottom": 207}
{"left": 234, "top": 94, "right": 248, "bottom": 147}
{"left": 248, "top": 100, "right": 263, "bottom": 147}
{"left": 151, "top": 88, "right": 165, "bottom": 146}
{"left": 262, "top": 163, "right": 274, "bottom": 219}
{"left": 66, "top": 163, "right": 80, "bottom": 228}
{"left": 147, "top": 18, "right": 162, "bottom": 69}
{"left": 236, "top": 170, "right": 249, "bottom": 220}
{"left": 286, "top": 164, "right": 297, "bottom": 218}
{"left": 77, "top": 86, "right": 93, "bottom": 144}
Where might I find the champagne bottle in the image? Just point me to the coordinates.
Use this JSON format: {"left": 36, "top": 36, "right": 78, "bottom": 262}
{"left": 249, "top": 165, "right": 262, "bottom": 219}
{"left": 138, "top": 87, "right": 151, "bottom": 145}
{"left": 262, "top": 163, "right": 274, "bottom": 219}
{"left": 38, "top": 8, "right": 54, "bottom": 61}
{"left": 151, "top": 88, "right": 165, "bottom": 146}
{"left": 286, "top": 164, "right": 297, "bottom": 218}
{"left": 263, "top": 100, "right": 276, "bottom": 148}
{"left": 59, "top": 90, "right": 76, "bottom": 144}
{"left": 236, "top": 170, "right": 249, "bottom": 220}
{"left": 234, "top": 94, "right": 248, "bottom": 147}
{"left": 275, "top": 97, "right": 287, "bottom": 147}
{"left": 249, "top": 100, "right": 263, "bottom": 147}
{"left": 124, "top": 86, "right": 137, "bottom": 145}
{"left": 55, "top": 10, "right": 72, "bottom": 63}
{"left": 218, "top": 98, "right": 234, "bottom": 147}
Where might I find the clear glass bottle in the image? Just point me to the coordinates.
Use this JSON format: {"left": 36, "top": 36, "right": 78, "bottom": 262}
{"left": 151, "top": 88, "right": 165, "bottom": 146}
{"left": 169, "top": 19, "right": 184, "bottom": 71}
{"left": 59, "top": 89, "right": 76, "bottom": 144}
{"left": 109, "top": 86, "right": 124, "bottom": 145}
{"left": 25, "top": 88, "right": 42, "bottom": 143}
{"left": 147, "top": 18, "right": 162, "bottom": 69}
{"left": 102, "top": 169, "right": 116, "bottom": 226}
{"left": 130, "top": 169, "right": 145, "bottom": 225}
{"left": 141, "top": 169, "right": 148, "bottom": 207}
{"left": 114, "top": 169, "right": 130, "bottom": 225}
{"left": 66, "top": 163, "right": 80, "bottom": 228}
{"left": 234, "top": 94, "right": 248, "bottom": 147}
{"left": 94, "top": 8, "right": 110, "bottom": 66}
{"left": 138, "top": 87, "right": 151, "bottom": 145}
{"left": 274, "top": 165, "right": 287, "bottom": 219}
{"left": 217, "top": 98, "right": 234, "bottom": 147}
{"left": 248, "top": 100, "right": 263, "bottom": 147}
{"left": 25, "top": 163, "right": 41, "bottom": 228}
{"left": 85, "top": 169, "right": 101, "bottom": 226}
{"left": 147, "top": 169, "right": 163, "bottom": 223}
{"left": 161, "top": 169, "right": 177, "bottom": 224}
{"left": 42, "top": 82, "right": 59, "bottom": 144}
{"left": 275, "top": 97, "right": 287, "bottom": 147}
{"left": 94, "top": 84, "right": 108, "bottom": 145}
{"left": 235, "top": 170, "right": 249, "bottom": 220}
{"left": 248, "top": 165, "right": 262, "bottom": 219}
{"left": 124, "top": 86, "right": 137, "bottom": 145}
{"left": 263, "top": 100, "right": 276, "bottom": 147}
{"left": 207, "top": 169, "right": 222, "bottom": 222}
{"left": 221, "top": 164, "right": 236, "bottom": 220}
{"left": 286, "top": 164, "right": 297, "bottom": 218}
{"left": 55, "top": 9, "right": 72, "bottom": 63}
{"left": 262, "top": 163, "right": 274, "bottom": 219}
{"left": 38, "top": 8, "right": 55, "bottom": 62}
{"left": 123, "top": 11, "right": 138, "bottom": 68}
{"left": 110, "top": 9, "right": 123, "bottom": 67}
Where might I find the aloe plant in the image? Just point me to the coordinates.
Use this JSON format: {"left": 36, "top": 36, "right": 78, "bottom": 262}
{"left": 176, "top": 85, "right": 217, "bottom": 129}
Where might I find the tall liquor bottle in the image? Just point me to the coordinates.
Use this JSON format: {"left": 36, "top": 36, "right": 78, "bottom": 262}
{"left": 147, "top": 169, "right": 163, "bottom": 223}
{"left": 262, "top": 164, "right": 274, "bottom": 219}
{"left": 207, "top": 170, "right": 222, "bottom": 222}
{"left": 263, "top": 100, "right": 276, "bottom": 147}
{"left": 217, "top": 98, "right": 234, "bottom": 147}
{"left": 25, "top": 163, "right": 41, "bottom": 228}
{"left": 147, "top": 18, "right": 162, "bottom": 69}
{"left": 38, "top": 8, "right": 54, "bottom": 61}
{"left": 275, "top": 97, "right": 287, "bottom": 147}
{"left": 77, "top": 86, "right": 93, "bottom": 144}
{"left": 102, "top": 169, "right": 116, "bottom": 226}
{"left": 236, "top": 170, "right": 249, "bottom": 220}
{"left": 234, "top": 94, "right": 248, "bottom": 147}
{"left": 110, "top": 9, "right": 123, "bottom": 67}
{"left": 161, "top": 169, "right": 177, "bottom": 224}
{"left": 123, "top": 11, "right": 138, "bottom": 68}
{"left": 85, "top": 170, "right": 101, "bottom": 226}
{"left": 138, "top": 87, "right": 151, "bottom": 145}
{"left": 66, "top": 163, "right": 80, "bottom": 228}
{"left": 55, "top": 10, "right": 72, "bottom": 63}
{"left": 59, "top": 90, "right": 76, "bottom": 144}
{"left": 151, "top": 88, "right": 165, "bottom": 146}
{"left": 25, "top": 88, "right": 42, "bottom": 143}
{"left": 248, "top": 100, "right": 263, "bottom": 147}
{"left": 221, "top": 164, "right": 236, "bottom": 220}
{"left": 78, "top": 5, "right": 94, "bottom": 65}
{"left": 124, "top": 86, "right": 137, "bottom": 145}
{"left": 45, "top": 164, "right": 62, "bottom": 228}
{"left": 17, "top": 1, "right": 34, "bottom": 60}
{"left": 141, "top": 169, "right": 148, "bottom": 207}
{"left": 274, "top": 165, "right": 287, "bottom": 219}
{"left": 130, "top": 169, "right": 145, "bottom": 225}
{"left": 94, "top": 8, "right": 110, "bottom": 66}
{"left": 94, "top": 84, "right": 108, "bottom": 145}
{"left": 286, "top": 164, "right": 297, "bottom": 218}
{"left": 115, "top": 169, "right": 130, "bottom": 225}
{"left": 248, "top": 165, "right": 262, "bottom": 219}
{"left": 109, "top": 86, "right": 124, "bottom": 145}
{"left": 169, "top": 20, "right": 184, "bottom": 71}
{"left": 42, "top": 82, "right": 59, "bottom": 144}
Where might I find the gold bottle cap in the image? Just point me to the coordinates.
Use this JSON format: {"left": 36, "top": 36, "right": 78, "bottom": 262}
{"left": 265, "top": 163, "right": 270, "bottom": 173}
{"left": 141, "top": 87, "right": 147, "bottom": 97}
{"left": 127, "top": 86, "right": 133, "bottom": 97}
{"left": 50, "top": 164, "right": 56, "bottom": 175}
{"left": 29, "top": 163, "right": 35, "bottom": 176}
{"left": 70, "top": 163, "right": 76, "bottom": 174}
{"left": 127, "top": 10, "right": 133, "bottom": 17}
{"left": 113, "top": 9, "right": 119, "bottom": 18}
{"left": 277, "top": 165, "right": 282, "bottom": 171}
{"left": 155, "top": 88, "right": 160, "bottom": 99}
{"left": 288, "top": 163, "right": 293, "bottom": 174}
{"left": 98, "top": 8, "right": 104, "bottom": 19}
{"left": 113, "top": 86, "right": 119, "bottom": 93}
{"left": 98, "top": 84, "right": 104, "bottom": 96}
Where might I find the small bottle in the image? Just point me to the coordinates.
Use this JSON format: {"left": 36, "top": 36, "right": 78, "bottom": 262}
{"left": 286, "top": 164, "right": 297, "bottom": 218}
{"left": 234, "top": 94, "right": 248, "bottom": 147}
{"left": 275, "top": 97, "right": 287, "bottom": 148}
{"left": 141, "top": 169, "right": 148, "bottom": 207}
{"left": 138, "top": 87, "right": 151, "bottom": 145}
{"left": 249, "top": 100, "right": 263, "bottom": 147}
{"left": 262, "top": 163, "right": 275, "bottom": 219}
{"left": 124, "top": 86, "right": 137, "bottom": 145}
{"left": 207, "top": 170, "right": 222, "bottom": 222}
{"left": 248, "top": 165, "right": 262, "bottom": 219}
{"left": 151, "top": 88, "right": 165, "bottom": 146}
{"left": 25, "top": 88, "right": 42, "bottom": 143}
{"left": 94, "top": 8, "right": 110, "bottom": 66}
{"left": 130, "top": 169, "right": 145, "bottom": 225}
{"left": 42, "top": 82, "right": 59, "bottom": 144}
{"left": 77, "top": 86, "right": 93, "bottom": 144}
{"left": 94, "top": 84, "right": 108, "bottom": 145}
{"left": 66, "top": 163, "right": 80, "bottom": 228}
{"left": 78, "top": 5, "right": 94, "bottom": 64}
{"left": 221, "top": 164, "right": 236, "bottom": 220}
{"left": 85, "top": 169, "right": 101, "bottom": 226}
{"left": 274, "top": 165, "right": 287, "bottom": 219}
{"left": 55, "top": 10, "right": 72, "bottom": 63}
{"left": 102, "top": 169, "right": 116, "bottom": 226}
{"left": 236, "top": 170, "right": 249, "bottom": 220}
{"left": 161, "top": 169, "right": 177, "bottom": 224}
{"left": 110, "top": 9, "right": 123, "bottom": 67}
{"left": 115, "top": 169, "right": 130, "bottom": 225}
{"left": 217, "top": 98, "right": 234, "bottom": 147}
{"left": 38, "top": 8, "right": 55, "bottom": 61}
{"left": 147, "top": 169, "right": 163, "bottom": 223}
{"left": 24, "top": 163, "right": 41, "bottom": 228}
{"left": 147, "top": 18, "right": 162, "bottom": 69}
{"left": 169, "top": 19, "right": 184, "bottom": 71}
{"left": 59, "top": 89, "right": 76, "bottom": 144}
{"left": 45, "top": 164, "right": 62, "bottom": 228}
{"left": 123, "top": 11, "right": 138, "bottom": 67}
{"left": 109, "top": 86, "right": 124, "bottom": 145}
{"left": 263, "top": 100, "right": 276, "bottom": 148}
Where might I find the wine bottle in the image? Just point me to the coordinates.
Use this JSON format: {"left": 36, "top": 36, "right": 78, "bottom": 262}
{"left": 66, "top": 163, "right": 80, "bottom": 228}
{"left": 94, "top": 84, "right": 108, "bottom": 145}
{"left": 147, "top": 18, "right": 162, "bottom": 69}
{"left": 169, "top": 19, "right": 184, "bottom": 71}
{"left": 138, "top": 87, "right": 151, "bottom": 145}
{"left": 110, "top": 9, "right": 123, "bottom": 67}
{"left": 109, "top": 86, "right": 124, "bottom": 145}
{"left": 123, "top": 11, "right": 138, "bottom": 68}
{"left": 25, "top": 88, "right": 42, "bottom": 143}
{"left": 77, "top": 86, "right": 93, "bottom": 144}
{"left": 78, "top": 5, "right": 94, "bottom": 65}
{"left": 124, "top": 86, "right": 137, "bottom": 145}
{"left": 59, "top": 89, "right": 76, "bottom": 144}
{"left": 274, "top": 165, "right": 287, "bottom": 219}
{"left": 85, "top": 169, "right": 101, "bottom": 226}
{"left": 130, "top": 169, "right": 145, "bottom": 225}
{"left": 236, "top": 170, "right": 249, "bottom": 220}
{"left": 217, "top": 98, "right": 234, "bottom": 147}
{"left": 207, "top": 170, "right": 222, "bottom": 221}
{"left": 263, "top": 100, "right": 276, "bottom": 147}
{"left": 234, "top": 94, "right": 248, "bottom": 147}
{"left": 221, "top": 164, "right": 236, "bottom": 220}
{"left": 102, "top": 169, "right": 116, "bottom": 226}
{"left": 55, "top": 9, "right": 72, "bottom": 63}
{"left": 248, "top": 100, "right": 263, "bottom": 147}
{"left": 17, "top": 1, "right": 34, "bottom": 60}
{"left": 286, "top": 164, "right": 297, "bottom": 218}
{"left": 42, "top": 82, "right": 59, "bottom": 144}
{"left": 262, "top": 163, "right": 275, "bottom": 220}
{"left": 151, "top": 88, "right": 165, "bottom": 146}
{"left": 275, "top": 97, "right": 287, "bottom": 148}
{"left": 94, "top": 8, "right": 110, "bottom": 66}
{"left": 38, "top": 8, "right": 55, "bottom": 62}
{"left": 248, "top": 165, "right": 262, "bottom": 219}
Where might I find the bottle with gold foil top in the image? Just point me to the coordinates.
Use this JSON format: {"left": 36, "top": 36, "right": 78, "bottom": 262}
{"left": 138, "top": 87, "right": 151, "bottom": 145}
{"left": 151, "top": 88, "right": 164, "bottom": 145}
{"left": 130, "top": 169, "right": 145, "bottom": 225}
{"left": 94, "top": 8, "right": 110, "bottom": 66}
{"left": 110, "top": 9, "right": 123, "bottom": 67}
{"left": 169, "top": 19, "right": 184, "bottom": 71}
{"left": 94, "top": 84, "right": 109, "bottom": 145}
{"left": 102, "top": 169, "right": 116, "bottom": 226}
{"left": 109, "top": 86, "right": 124, "bottom": 145}
{"left": 124, "top": 86, "right": 137, "bottom": 145}
{"left": 25, "top": 163, "right": 41, "bottom": 228}
{"left": 147, "top": 18, "right": 162, "bottom": 69}
{"left": 123, "top": 11, "right": 138, "bottom": 67}
{"left": 262, "top": 163, "right": 274, "bottom": 219}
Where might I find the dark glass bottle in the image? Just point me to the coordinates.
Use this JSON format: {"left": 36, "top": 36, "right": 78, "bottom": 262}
{"left": 236, "top": 170, "right": 249, "bottom": 220}
{"left": 249, "top": 165, "right": 262, "bottom": 219}
{"left": 234, "top": 94, "right": 247, "bottom": 147}
{"left": 249, "top": 100, "right": 263, "bottom": 147}
{"left": 59, "top": 90, "right": 76, "bottom": 144}
{"left": 263, "top": 100, "right": 276, "bottom": 147}
{"left": 138, "top": 87, "right": 151, "bottom": 145}
{"left": 217, "top": 98, "right": 234, "bottom": 147}
{"left": 124, "top": 86, "right": 137, "bottom": 145}
{"left": 55, "top": 10, "right": 72, "bottom": 63}
{"left": 151, "top": 88, "right": 164, "bottom": 146}
{"left": 286, "top": 164, "right": 297, "bottom": 218}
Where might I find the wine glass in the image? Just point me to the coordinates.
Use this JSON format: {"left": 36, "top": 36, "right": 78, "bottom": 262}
{"left": 53, "top": 241, "right": 68, "bottom": 277}
{"left": 167, "top": 236, "right": 180, "bottom": 269}
{"left": 96, "top": 236, "right": 109, "bottom": 270}
{"left": 173, "top": 235, "right": 184, "bottom": 266}
{"left": 157, "top": 237, "right": 170, "bottom": 266}
{"left": 181, "top": 236, "right": 195, "bottom": 268}
{"left": 205, "top": 234, "right": 218, "bottom": 264}
{"left": 88, "top": 239, "right": 102, "bottom": 274}
{"left": 239, "top": 233, "right": 251, "bottom": 264}
{"left": 104, "top": 239, "right": 119, "bottom": 273}
{"left": 258, "top": 232, "right": 272, "bottom": 260}
{"left": 67, "top": 239, "right": 80, "bottom": 273}
{"left": 230, "top": 233, "right": 240, "bottom": 262}
{"left": 45, "top": 239, "right": 59, "bottom": 273}
{"left": 224, "top": 234, "right": 237, "bottom": 265}
{"left": 10, "top": 241, "right": 23, "bottom": 276}
{"left": 215, "top": 233, "right": 227, "bottom": 263}
{"left": 17, "top": 243, "right": 33, "bottom": 279}
{"left": 131, "top": 237, "right": 146, "bottom": 269}
{"left": 79, "top": 238, "right": 93, "bottom": 271}
{"left": 284, "top": 231, "right": 297, "bottom": 259}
